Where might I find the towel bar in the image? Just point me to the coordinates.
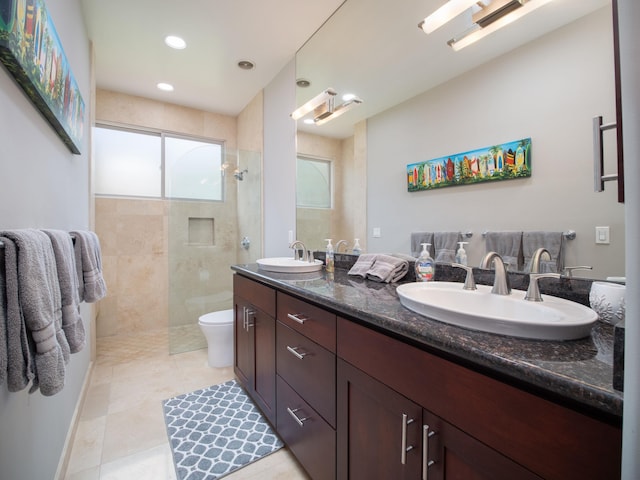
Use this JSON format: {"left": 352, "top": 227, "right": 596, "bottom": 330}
{"left": 482, "top": 230, "right": 576, "bottom": 240}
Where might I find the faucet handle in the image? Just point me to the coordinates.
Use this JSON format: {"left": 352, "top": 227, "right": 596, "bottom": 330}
{"left": 525, "top": 273, "right": 561, "bottom": 302}
{"left": 451, "top": 263, "right": 477, "bottom": 290}
{"left": 562, "top": 266, "right": 593, "bottom": 278}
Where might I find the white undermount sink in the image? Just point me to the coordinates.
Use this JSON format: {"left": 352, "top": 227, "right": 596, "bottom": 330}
{"left": 256, "top": 257, "right": 324, "bottom": 273}
{"left": 396, "top": 281, "right": 598, "bottom": 340}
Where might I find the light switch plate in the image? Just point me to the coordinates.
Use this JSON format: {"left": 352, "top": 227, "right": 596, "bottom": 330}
{"left": 373, "top": 227, "right": 381, "bottom": 238}
{"left": 595, "top": 226, "right": 610, "bottom": 244}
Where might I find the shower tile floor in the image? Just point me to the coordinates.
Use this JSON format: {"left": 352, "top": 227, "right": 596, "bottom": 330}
{"left": 64, "top": 329, "right": 310, "bottom": 480}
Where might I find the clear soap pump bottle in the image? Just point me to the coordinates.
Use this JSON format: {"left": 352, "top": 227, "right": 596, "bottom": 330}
{"left": 415, "top": 243, "right": 435, "bottom": 282}
{"left": 455, "top": 241, "right": 468, "bottom": 266}
{"left": 352, "top": 238, "right": 362, "bottom": 256}
{"left": 325, "top": 239, "right": 335, "bottom": 273}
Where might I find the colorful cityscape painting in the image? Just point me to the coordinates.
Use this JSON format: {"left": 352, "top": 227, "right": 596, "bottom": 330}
{"left": 407, "top": 138, "right": 531, "bottom": 192}
{"left": 0, "top": 0, "right": 85, "bottom": 154}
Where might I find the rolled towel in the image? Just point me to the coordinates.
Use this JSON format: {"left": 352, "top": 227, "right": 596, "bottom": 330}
{"left": 434, "top": 232, "right": 461, "bottom": 263}
{"left": 366, "top": 254, "right": 409, "bottom": 283}
{"left": 522, "top": 231, "right": 564, "bottom": 273}
{"left": 43, "top": 230, "right": 86, "bottom": 354}
{"left": 484, "top": 231, "right": 522, "bottom": 271}
{"left": 71, "top": 230, "right": 107, "bottom": 302}
{"left": 411, "top": 232, "right": 433, "bottom": 258}
{"left": 348, "top": 253, "right": 377, "bottom": 278}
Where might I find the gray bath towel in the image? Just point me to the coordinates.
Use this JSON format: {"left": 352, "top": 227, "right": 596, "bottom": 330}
{"left": 348, "top": 253, "right": 377, "bottom": 278}
{"left": 366, "top": 255, "right": 409, "bottom": 283}
{"left": 71, "top": 230, "right": 107, "bottom": 303}
{"left": 43, "top": 230, "right": 86, "bottom": 353}
{"left": 434, "top": 232, "right": 461, "bottom": 263}
{"left": 522, "top": 231, "right": 564, "bottom": 273}
{"left": 484, "top": 231, "right": 523, "bottom": 271}
{"left": 0, "top": 236, "right": 34, "bottom": 392}
{"left": 411, "top": 232, "right": 434, "bottom": 258}
{"left": 0, "top": 229, "right": 68, "bottom": 395}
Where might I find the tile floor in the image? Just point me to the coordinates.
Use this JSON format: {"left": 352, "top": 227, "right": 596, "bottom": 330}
{"left": 64, "top": 329, "right": 310, "bottom": 480}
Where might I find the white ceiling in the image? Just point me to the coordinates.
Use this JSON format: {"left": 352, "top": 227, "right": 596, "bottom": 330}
{"left": 79, "top": 0, "right": 345, "bottom": 116}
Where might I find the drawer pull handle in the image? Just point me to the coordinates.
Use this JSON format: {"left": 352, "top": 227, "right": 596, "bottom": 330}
{"left": 287, "top": 313, "right": 308, "bottom": 324}
{"left": 401, "top": 413, "right": 415, "bottom": 465}
{"left": 422, "top": 425, "right": 436, "bottom": 480}
{"left": 287, "top": 407, "right": 307, "bottom": 427}
{"left": 286, "top": 345, "right": 308, "bottom": 360}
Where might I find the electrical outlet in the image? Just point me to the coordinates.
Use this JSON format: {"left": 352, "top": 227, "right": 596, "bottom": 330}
{"left": 595, "top": 226, "right": 610, "bottom": 244}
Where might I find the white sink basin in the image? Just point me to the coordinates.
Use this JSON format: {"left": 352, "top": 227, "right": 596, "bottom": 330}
{"left": 256, "top": 257, "right": 324, "bottom": 273}
{"left": 396, "top": 282, "right": 598, "bottom": 340}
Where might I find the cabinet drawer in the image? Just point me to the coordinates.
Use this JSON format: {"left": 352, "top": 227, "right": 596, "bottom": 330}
{"left": 277, "top": 375, "right": 336, "bottom": 480}
{"left": 233, "top": 274, "right": 275, "bottom": 317}
{"left": 277, "top": 322, "right": 336, "bottom": 427}
{"left": 277, "top": 292, "right": 336, "bottom": 352}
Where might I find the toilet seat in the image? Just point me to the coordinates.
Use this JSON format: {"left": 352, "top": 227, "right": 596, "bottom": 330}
{"left": 199, "top": 309, "right": 234, "bottom": 326}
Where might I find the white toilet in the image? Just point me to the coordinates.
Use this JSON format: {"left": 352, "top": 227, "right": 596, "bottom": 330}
{"left": 198, "top": 309, "right": 234, "bottom": 367}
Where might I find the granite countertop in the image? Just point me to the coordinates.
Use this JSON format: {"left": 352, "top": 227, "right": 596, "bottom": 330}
{"left": 231, "top": 263, "right": 623, "bottom": 420}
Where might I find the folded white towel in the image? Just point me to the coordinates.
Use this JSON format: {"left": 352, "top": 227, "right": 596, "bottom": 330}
{"left": 366, "top": 254, "right": 409, "bottom": 283}
{"left": 43, "top": 230, "right": 86, "bottom": 354}
{"left": 71, "top": 230, "right": 107, "bottom": 303}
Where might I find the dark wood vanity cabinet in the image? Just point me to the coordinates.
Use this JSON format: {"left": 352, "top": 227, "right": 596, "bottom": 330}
{"left": 233, "top": 273, "right": 622, "bottom": 480}
{"left": 233, "top": 274, "right": 276, "bottom": 424}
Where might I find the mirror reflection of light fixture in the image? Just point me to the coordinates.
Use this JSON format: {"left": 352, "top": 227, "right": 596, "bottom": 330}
{"left": 447, "top": 0, "right": 553, "bottom": 51}
{"left": 418, "top": 0, "right": 480, "bottom": 34}
{"left": 291, "top": 88, "right": 337, "bottom": 120}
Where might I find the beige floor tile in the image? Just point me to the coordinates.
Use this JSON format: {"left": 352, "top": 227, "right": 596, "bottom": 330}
{"left": 66, "top": 416, "right": 107, "bottom": 475}
{"left": 102, "top": 399, "right": 169, "bottom": 464}
{"left": 108, "top": 369, "right": 184, "bottom": 415}
{"left": 81, "top": 383, "right": 111, "bottom": 420}
{"left": 64, "top": 465, "right": 100, "bottom": 480}
{"left": 99, "top": 444, "right": 177, "bottom": 480}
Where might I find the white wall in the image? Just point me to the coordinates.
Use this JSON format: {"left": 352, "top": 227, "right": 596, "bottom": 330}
{"left": 263, "top": 59, "right": 297, "bottom": 257}
{"left": 0, "top": 0, "right": 92, "bottom": 478}
{"left": 367, "top": 7, "right": 624, "bottom": 279}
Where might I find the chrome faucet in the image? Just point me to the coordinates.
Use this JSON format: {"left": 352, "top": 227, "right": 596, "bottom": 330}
{"left": 529, "top": 247, "right": 551, "bottom": 273}
{"left": 525, "top": 273, "right": 561, "bottom": 302}
{"left": 480, "top": 252, "right": 511, "bottom": 295}
{"left": 289, "top": 241, "right": 308, "bottom": 262}
{"left": 335, "top": 240, "right": 349, "bottom": 253}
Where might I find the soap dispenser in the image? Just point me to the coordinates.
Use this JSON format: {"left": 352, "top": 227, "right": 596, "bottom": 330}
{"left": 415, "top": 243, "right": 435, "bottom": 282}
{"left": 455, "top": 242, "right": 468, "bottom": 266}
{"left": 352, "top": 238, "right": 362, "bottom": 256}
{"left": 325, "top": 239, "right": 335, "bottom": 273}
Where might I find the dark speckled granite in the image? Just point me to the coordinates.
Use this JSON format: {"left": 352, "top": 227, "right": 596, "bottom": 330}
{"left": 231, "top": 261, "right": 623, "bottom": 420}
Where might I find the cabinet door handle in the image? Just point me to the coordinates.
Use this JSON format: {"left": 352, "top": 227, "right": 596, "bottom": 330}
{"left": 593, "top": 115, "right": 619, "bottom": 192}
{"left": 287, "top": 407, "right": 307, "bottom": 427}
{"left": 401, "top": 413, "right": 415, "bottom": 465}
{"left": 286, "top": 345, "right": 308, "bottom": 360}
{"left": 422, "top": 425, "right": 436, "bottom": 480}
{"left": 287, "top": 313, "right": 307, "bottom": 324}
{"left": 244, "top": 308, "right": 255, "bottom": 330}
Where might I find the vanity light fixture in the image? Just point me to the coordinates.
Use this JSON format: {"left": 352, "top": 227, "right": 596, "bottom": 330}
{"left": 446, "top": 0, "right": 554, "bottom": 51}
{"left": 291, "top": 88, "right": 337, "bottom": 120}
{"left": 164, "top": 35, "right": 186, "bottom": 49}
{"left": 314, "top": 96, "right": 363, "bottom": 126}
{"left": 419, "top": 0, "right": 480, "bottom": 34}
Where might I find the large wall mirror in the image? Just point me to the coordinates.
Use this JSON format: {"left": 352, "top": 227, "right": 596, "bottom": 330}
{"left": 294, "top": 0, "right": 624, "bottom": 280}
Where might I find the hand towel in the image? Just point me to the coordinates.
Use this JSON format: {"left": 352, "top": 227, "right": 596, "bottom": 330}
{"left": 0, "top": 229, "right": 68, "bottom": 395}
{"left": 433, "top": 232, "right": 461, "bottom": 263}
{"left": 348, "top": 253, "right": 377, "bottom": 278}
{"left": 484, "top": 231, "right": 522, "bottom": 271}
{"left": 366, "top": 254, "right": 409, "bottom": 283}
{"left": 411, "top": 232, "right": 433, "bottom": 258}
{"left": 71, "top": 230, "right": 107, "bottom": 302}
{"left": 43, "top": 230, "right": 86, "bottom": 353}
{"left": 522, "top": 231, "right": 564, "bottom": 273}
{"left": 0, "top": 236, "right": 34, "bottom": 392}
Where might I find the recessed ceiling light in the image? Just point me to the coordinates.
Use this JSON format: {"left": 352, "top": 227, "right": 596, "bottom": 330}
{"left": 164, "top": 35, "right": 186, "bottom": 49}
{"left": 296, "top": 78, "right": 311, "bottom": 88}
{"left": 237, "top": 60, "right": 255, "bottom": 70}
{"left": 157, "top": 82, "right": 174, "bottom": 92}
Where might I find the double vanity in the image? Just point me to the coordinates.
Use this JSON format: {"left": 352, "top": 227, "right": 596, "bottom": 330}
{"left": 232, "top": 260, "right": 622, "bottom": 479}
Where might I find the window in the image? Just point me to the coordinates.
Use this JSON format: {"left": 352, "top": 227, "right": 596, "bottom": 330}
{"left": 296, "top": 156, "right": 332, "bottom": 208}
{"left": 94, "top": 125, "right": 224, "bottom": 201}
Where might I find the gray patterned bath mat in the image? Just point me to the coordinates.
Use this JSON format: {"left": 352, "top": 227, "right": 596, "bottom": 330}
{"left": 162, "top": 379, "right": 283, "bottom": 480}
